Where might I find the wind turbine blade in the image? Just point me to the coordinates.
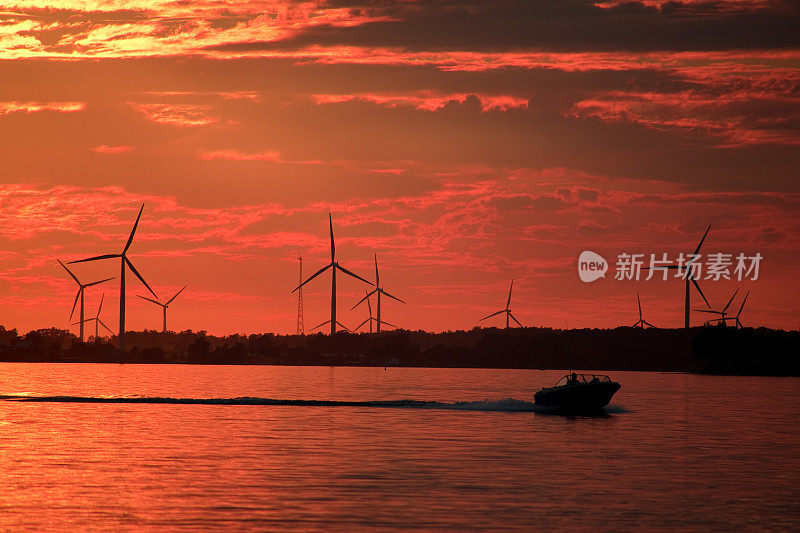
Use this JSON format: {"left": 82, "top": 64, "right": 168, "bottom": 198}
{"left": 509, "top": 312, "right": 522, "bottom": 328}
{"left": 644, "top": 321, "right": 657, "bottom": 328}
{"left": 72, "top": 318, "right": 93, "bottom": 326}
{"left": 97, "top": 293, "right": 105, "bottom": 316}
{"left": 335, "top": 321, "right": 351, "bottom": 332}
{"left": 695, "top": 309, "right": 720, "bottom": 314}
{"left": 632, "top": 321, "right": 640, "bottom": 327}
{"left": 166, "top": 285, "right": 187, "bottom": 305}
{"left": 350, "top": 289, "right": 378, "bottom": 310}
{"left": 69, "top": 253, "right": 120, "bottom": 264}
{"left": 374, "top": 253, "right": 379, "bottom": 286}
{"left": 379, "top": 289, "right": 405, "bottom": 304}
{"left": 84, "top": 276, "right": 115, "bottom": 288}
{"left": 137, "top": 294, "right": 162, "bottom": 306}
{"left": 336, "top": 264, "right": 373, "bottom": 286}
{"left": 98, "top": 319, "right": 115, "bottom": 335}
{"left": 329, "top": 212, "right": 335, "bottom": 261}
{"left": 737, "top": 291, "right": 749, "bottom": 317}
{"left": 693, "top": 224, "right": 711, "bottom": 255}
{"left": 367, "top": 292, "right": 373, "bottom": 317}
{"left": 123, "top": 203, "right": 144, "bottom": 253}
{"left": 125, "top": 257, "right": 157, "bottom": 298}
{"left": 58, "top": 259, "right": 80, "bottom": 284}
{"left": 507, "top": 280, "right": 513, "bottom": 309}
{"left": 69, "top": 288, "right": 81, "bottom": 320}
{"left": 380, "top": 320, "right": 398, "bottom": 329}
{"left": 309, "top": 320, "right": 331, "bottom": 332}
{"left": 292, "top": 263, "right": 332, "bottom": 293}
{"left": 691, "top": 278, "right": 710, "bottom": 308}
{"left": 480, "top": 309, "right": 505, "bottom": 321}
{"left": 722, "top": 287, "right": 740, "bottom": 314}
{"left": 637, "top": 291, "right": 642, "bottom": 320}
{"left": 354, "top": 318, "right": 370, "bottom": 332}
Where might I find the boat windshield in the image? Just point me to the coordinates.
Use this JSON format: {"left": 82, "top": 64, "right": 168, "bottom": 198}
{"left": 554, "top": 374, "right": 612, "bottom": 386}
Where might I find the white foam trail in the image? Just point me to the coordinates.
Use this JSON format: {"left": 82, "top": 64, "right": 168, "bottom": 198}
{"left": 0, "top": 395, "right": 625, "bottom": 414}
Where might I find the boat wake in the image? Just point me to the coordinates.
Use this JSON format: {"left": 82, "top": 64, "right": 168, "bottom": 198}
{"left": 0, "top": 395, "right": 627, "bottom": 414}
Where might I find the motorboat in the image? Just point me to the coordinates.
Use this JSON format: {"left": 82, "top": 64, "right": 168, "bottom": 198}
{"left": 534, "top": 373, "right": 620, "bottom": 411}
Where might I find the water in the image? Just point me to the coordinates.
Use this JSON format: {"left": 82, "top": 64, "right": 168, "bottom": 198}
{"left": 1, "top": 364, "right": 798, "bottom": 531}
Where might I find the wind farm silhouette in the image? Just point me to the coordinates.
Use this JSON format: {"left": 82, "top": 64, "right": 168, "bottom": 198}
{"left": 58, "top": 260, "right": 114, "bottom": 342}
{"left": 699, "top": 289, "right": 749, "bottom": 328}
{"left": 353, "top": 290, "right": 378, "bottom": 333}
{"left": 723, "top": 291, "right": 749, "bottom": 329}
{"left": 696, "top": 288, "right": 739, "bottom": 327}
{"left": 69, "top": 204, "right": 157, "bottom": 350}
{"left": 52, "top": 204, "right": 766, "bottom": 352}
{"left": 72, "top": 293, "right": 115, "bottom": 341}
{"left": 351, "top": 254, "right": 404, "bottom": 333}
{"left": 293, "top": 213, "right": 373, "bottom": 335}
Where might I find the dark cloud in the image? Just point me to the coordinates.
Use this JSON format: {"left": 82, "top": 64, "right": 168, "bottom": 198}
{"left": 208, "top": 0, "right": 800, "bottom": 53}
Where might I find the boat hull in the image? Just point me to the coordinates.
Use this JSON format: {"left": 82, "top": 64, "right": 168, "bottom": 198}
{"left": 534, "top": 381, "right": 620, "bottom": 410}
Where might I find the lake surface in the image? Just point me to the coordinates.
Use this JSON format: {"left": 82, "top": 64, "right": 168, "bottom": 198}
{"left": 0, "top": 364, "right": 798, "bottom": 531}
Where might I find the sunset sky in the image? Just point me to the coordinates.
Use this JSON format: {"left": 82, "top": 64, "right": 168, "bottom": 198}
{"left": 0, "top": 0, "right": 798, "bottom": 335}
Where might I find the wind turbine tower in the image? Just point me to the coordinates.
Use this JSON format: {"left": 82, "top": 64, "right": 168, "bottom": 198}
{"left": 297, "top": 254, "right": 304, "bottom": 335}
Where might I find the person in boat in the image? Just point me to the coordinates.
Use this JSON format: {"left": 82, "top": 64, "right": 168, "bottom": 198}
{"left": 567, "top": 372, "right": 580, "bottom": 385}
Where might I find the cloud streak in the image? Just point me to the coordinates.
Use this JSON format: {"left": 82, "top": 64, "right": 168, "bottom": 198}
{"left": 0, "top": 101, "right": 85, "bottom": 115}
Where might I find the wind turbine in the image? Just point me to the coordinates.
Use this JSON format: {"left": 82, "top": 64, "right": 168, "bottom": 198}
{"left": 632, "top": 291, "right": 656, "bottom": 328}
{"left": 72, "top": 293, "right": 115, "bottom": 341}
{"left": 137, "top": 285, "right": 187, "bottom": 333}
{"left": 57, "top": 259, "right": 113, "bottom": 342}
{"left": 293, "top": 213, "right": 373, "bottom": 334}
{"left": 721, "top": 291, "right": 749, "bottom": 329}
{"left": 354, "top": 289, "right": 399, "bottom": 333}
{"left": 695, "top": 288, "right": 739, "bottom": 326}
{"left": 353, "top": 290, "right": 375, "bottom": 333}
{"left": 648, "top": 225, "right": 712, "bottom": 328}
{"left": 350, "top": 254, "right": 404, "bottom": 333}
{"left": 480, "top": 280, "right": 522, "bottom": 328}
{"left": 69, "top": 203, "right": 157, "bottom": 350}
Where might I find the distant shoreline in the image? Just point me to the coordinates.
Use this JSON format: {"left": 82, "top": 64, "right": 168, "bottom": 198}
{"left": 2, "top": 325, "right": 798, "bottom": 377}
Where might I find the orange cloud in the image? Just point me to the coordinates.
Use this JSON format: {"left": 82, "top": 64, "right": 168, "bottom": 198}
{"left": 198, "top": 149, "right": 321, "bottom": 165}
{"left": 130, "top": 103, "right": 217, "bottom": 126}
{"left": 0, "top": 101, "right": 85, "bottom": 115}
{"left": 199, "top": 149, "right": 281, "bottom": 162}
{"left": 92, "top": 144, "right": 132, "bottom": 154}
{"left": 569, "top": 89, "right": 800, "bottom": 147}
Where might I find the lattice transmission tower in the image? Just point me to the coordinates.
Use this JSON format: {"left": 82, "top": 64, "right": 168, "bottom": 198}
{"left": 296, "top": 254, "right": 304, "bottom": 335}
